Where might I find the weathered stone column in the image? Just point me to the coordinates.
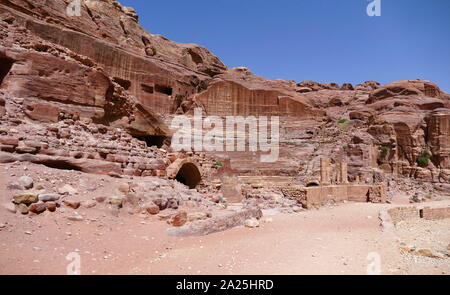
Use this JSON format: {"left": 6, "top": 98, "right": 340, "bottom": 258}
{"left": 320, "top": 157, "right": 331, "bottom": 185}
{"left": 339, "top": 162, "right": 349, "bottom": 184}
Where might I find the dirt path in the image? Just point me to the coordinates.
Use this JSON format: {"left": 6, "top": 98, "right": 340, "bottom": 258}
{"left": 0, "top": 202, "right": 401, "bottom": 275}
{"left": 0, "top": 163, "right": 448, "bottom": 275}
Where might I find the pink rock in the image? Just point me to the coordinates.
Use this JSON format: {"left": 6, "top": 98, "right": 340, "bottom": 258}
{"left": 29, "top": 203, "right": 46, "bottom": 214}
{"left": 63, "top": 199, "right": 80, "bottom": 209}
{"left": 146, "top": 204, "right": 160, "bottom": 215}
{"left": 171, "top": 211, "right": 188, "bottom": 227}
{"left": 45, "top": 202, "right": 57, "bottom": 212}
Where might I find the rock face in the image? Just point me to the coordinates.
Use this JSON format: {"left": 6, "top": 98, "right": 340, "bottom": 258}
{"left": 187, "top": 69, "right": 325, "bottom": 118}
{"left": 0, "top": 0, "right": 225, "bottom": 118}
{"left": 426, "top": 109, "right": 450, "bottom": 170}
{"left": 367, "top": 80, "right": 450, "bottom": 105}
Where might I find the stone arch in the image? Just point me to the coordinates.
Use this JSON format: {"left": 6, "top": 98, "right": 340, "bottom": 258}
{"left": 167, "top": 158, "right": 202, "bottom": 189}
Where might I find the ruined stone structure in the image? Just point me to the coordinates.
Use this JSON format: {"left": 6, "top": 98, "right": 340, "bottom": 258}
{"left": 386, "top": 205, "right": 450, "bottom": 225}
{"left": 320, "top": 158, "right": 331, "bottom": 185}
{"left": 166, "top": 158, "right": 203, "bottom": 189}
{"left": 280, "top": 158, "right": 386, "bottom": 209}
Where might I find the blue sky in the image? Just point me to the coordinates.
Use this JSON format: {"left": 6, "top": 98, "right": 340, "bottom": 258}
{"left": 119, "top": 0, "right": 450, "bottom": 92}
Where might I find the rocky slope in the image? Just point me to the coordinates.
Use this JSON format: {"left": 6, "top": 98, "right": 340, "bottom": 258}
{"left": 0, "top": 0, "right": 449, "bottom": 208}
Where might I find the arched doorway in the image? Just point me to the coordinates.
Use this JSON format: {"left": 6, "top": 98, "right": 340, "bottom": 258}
{"left": 175, "top": 162, "right": 201, "bottom": 189}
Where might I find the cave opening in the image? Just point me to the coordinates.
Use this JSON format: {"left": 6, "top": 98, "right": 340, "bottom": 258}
{"left": 0, "top": 56, "right": 14, "bottom": 87}
{"left": 175, "top": 163, "right": 201, "bottom": 189}
{"left": 188, "top": 50, "right": 203, "bottom": 64}
{"left": 137, "top": 135, "right": 167, "bottom": 148}
{"left": 155, "top": 84, "right": 173, "bottom": 96}
{"left": 141, "top": 84, "right": 154, "bottom": 94}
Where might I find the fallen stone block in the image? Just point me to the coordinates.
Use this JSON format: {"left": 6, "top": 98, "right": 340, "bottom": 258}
{"left": 166, "top": 208, "right": 262, "bottom": 237}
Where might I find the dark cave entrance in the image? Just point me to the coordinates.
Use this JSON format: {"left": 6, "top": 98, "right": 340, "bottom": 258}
{"left": 175, "top": 163, "right": 201, "bottom": 189}
{"left": 141, "top": 83, "right": 154, "bottom": 94}
{"left": 113, "top": 77, "right": 131, "bottom": 90}
{"left": 155, "top": 84, "right": 173, "bottom": 96}
{"left": 306, "top": 182, "right": 320, "bottom": 187}
{"left": 0, "top": 56, "right": 14, "bottom": 87}
{"left": 137, "top": 135, "right": 167, "bottom": 148}
{"left": 188, "top": 49, "right": 203, "bottom": 64}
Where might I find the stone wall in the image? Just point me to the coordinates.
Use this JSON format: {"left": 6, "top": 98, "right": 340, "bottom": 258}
{"left": 387, "top": 207, "right": 420, "bottom": 225}
{"left": 302, "top": 184, "right": 386, "bottom": 209}
{"left": 387, "top": 205, "right": 450, "bottom": 224}
{"left": 0, "top": 115, "right": 217, "bottom": 183}
{"left": 422, "top": 207, "right": 450, "bottom": 220}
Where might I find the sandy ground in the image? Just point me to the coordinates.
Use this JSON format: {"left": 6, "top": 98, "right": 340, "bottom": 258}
{"left": 0, "top": 162, "right": 449, "bottom": 275}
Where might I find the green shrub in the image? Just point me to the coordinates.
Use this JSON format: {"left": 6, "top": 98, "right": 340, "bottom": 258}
{"left": 417, "top": 153, "right": 430, "bottom": 167}
{"left": 215, "top": 161, "right": 224, "bottom": 167}
{"left": 379, "top": 146, "right": 390, "bottom": 158}
{"left": 151, "top": 46, "right": 157, "bottom": 56}
{"left": 338, "top": 119, "right": 348, "bottom": 124}
{"left": 411, "top": 196, "right": 421, "bottom": 203}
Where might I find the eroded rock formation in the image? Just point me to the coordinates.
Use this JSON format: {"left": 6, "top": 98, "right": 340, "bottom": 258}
{"left": 0, "top": 0, "right": 449, "bottom": 209}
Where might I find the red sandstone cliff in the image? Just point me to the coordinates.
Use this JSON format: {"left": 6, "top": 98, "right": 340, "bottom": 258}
{"left": 0, "top": 0, "right": 449, "bottom": 197}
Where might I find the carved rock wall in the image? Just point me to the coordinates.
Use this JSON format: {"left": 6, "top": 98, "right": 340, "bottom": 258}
{"left": 426, "top": 109, "right": 450, "bottom": 169}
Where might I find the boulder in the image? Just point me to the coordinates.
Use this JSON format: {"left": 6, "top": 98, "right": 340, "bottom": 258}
{"left": 167, "top": 208, "right": 263, "bottom": 237}
{"left": 12, "top": 193, "right": 38, "bottom": 205}
{"left": 145, "top": 204, "right": 160, "bottom": 215}
{"left": 18, "top": 176, "right": 33, "bottom": 189}
{"left": 38, "top": 194, "right": 61, "bottom": 202}
{"left": 17, "top": 204, "right": 29, "bottom": 215}
{"left": 29, "top": 203, "right": 47, "bottom": 214}
{"left": 45, "top": 202, "right": 57, "bottom": 212}
{"left": 63, "top": 199, "right": 81, "bottom": 209}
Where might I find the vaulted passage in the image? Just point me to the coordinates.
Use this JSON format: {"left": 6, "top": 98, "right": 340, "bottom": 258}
{"left": 0, "top": 56, "right": 14, "bottom": 87}
{"left": 175, "top": 163, "right": 201, "bottom": 189}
